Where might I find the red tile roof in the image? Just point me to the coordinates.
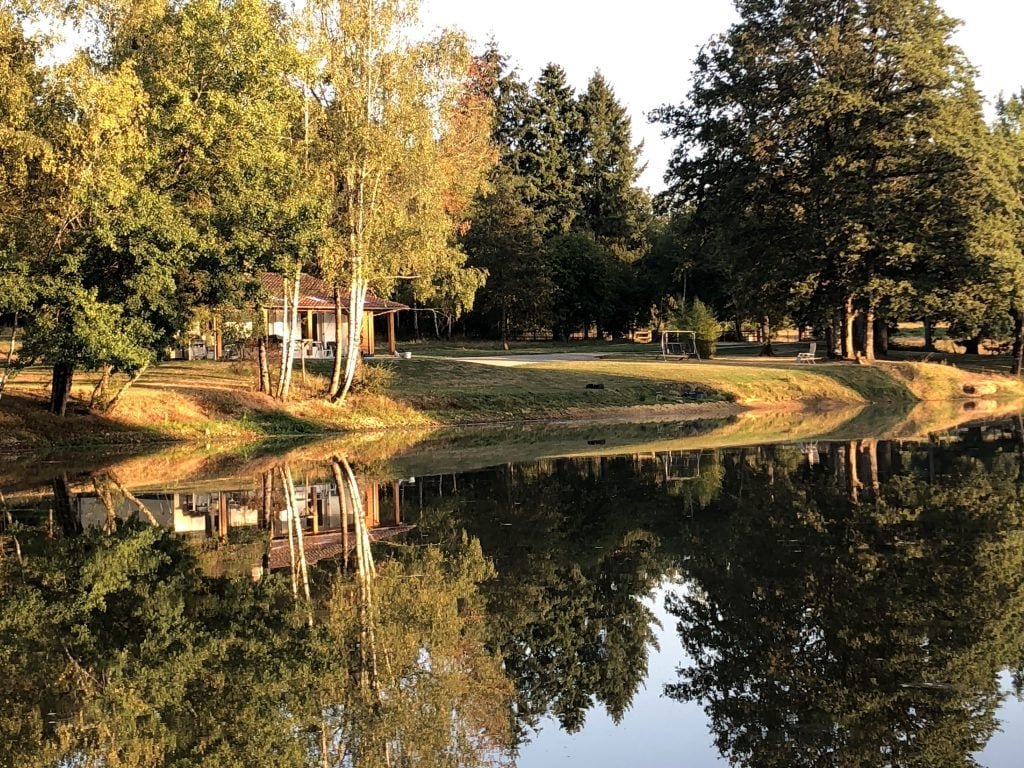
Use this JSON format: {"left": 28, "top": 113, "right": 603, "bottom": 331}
{"left": 260, "top": 272, "right": 407, "bottom": 313}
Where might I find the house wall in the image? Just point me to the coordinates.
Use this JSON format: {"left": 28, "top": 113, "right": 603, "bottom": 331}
{"left": 265, "top": 310, "right": 375, "bottom": 356}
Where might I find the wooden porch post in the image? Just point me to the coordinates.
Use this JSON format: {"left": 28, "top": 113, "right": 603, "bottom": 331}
{"left": 387, "top": 312, "right": 397, "bottom": 355}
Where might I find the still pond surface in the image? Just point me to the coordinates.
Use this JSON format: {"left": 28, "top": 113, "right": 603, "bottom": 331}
{"left": 3, "top": 420, "right": 1024, "bottom": 766}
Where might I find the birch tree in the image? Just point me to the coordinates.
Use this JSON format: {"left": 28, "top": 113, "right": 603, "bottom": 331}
{"left": 304, "top": 0, "right": 494, "bottom": 403}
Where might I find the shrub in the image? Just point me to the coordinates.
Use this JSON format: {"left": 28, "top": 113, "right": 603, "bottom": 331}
{"left": 677, "top": 299, "right": 721, "bottom": 359}
{"left": 357, "top": 361, "right": 395, "bottom": 395}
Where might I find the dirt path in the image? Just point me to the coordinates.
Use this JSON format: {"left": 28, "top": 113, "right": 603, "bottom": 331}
{"left": 456, "top": 352, "right": 611, "bottom": 367}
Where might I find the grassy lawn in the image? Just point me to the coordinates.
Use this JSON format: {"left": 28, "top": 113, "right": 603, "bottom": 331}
{"left": 3, "top": 347, "right": 1023, "bottom": 449}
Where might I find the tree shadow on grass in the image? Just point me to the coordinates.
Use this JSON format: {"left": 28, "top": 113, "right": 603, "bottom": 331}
{"left": 0, "top": 391, "right": 172, "bottom": 450}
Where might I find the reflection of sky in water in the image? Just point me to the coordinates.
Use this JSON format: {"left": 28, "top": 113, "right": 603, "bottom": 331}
{"left": 519, "top": 584, "right": 1024, "bottom": 768}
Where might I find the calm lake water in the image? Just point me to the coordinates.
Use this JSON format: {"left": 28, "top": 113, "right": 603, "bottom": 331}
{"left": 3, "top": 418, "right": 1024, "bottom": 766}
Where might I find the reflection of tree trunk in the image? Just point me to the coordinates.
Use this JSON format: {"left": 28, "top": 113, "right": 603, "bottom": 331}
{"left": 261, "top": 471, "right": 273, "bottom": 529}
{"left": 331, "top": 459, "right": 351, "bottom": 571}
{"left": 845, "top": 442, "right": 861, "bottom": 503}
{"left": 1017, "top": 415, "right": 1024, "bottom": 485}
{"left": 51, "top": 473, "right": 81, "bottom": 536}
{"left": 337, "top": 457, "right": 386, "bottom": 704}
{"left": 1011, "top": 308, "right": 1024, "bottom": 376}
{"left": 92, "top": 475, "right": 118, "bottom": 534}
{"left": 280, "top": 465, "right": 312, "bottom": 624}
{"left": 928, "top": 439, "right": 936, "bottom": 485}
{"left": 861, "top": 439, "right": 879, "bottom": 496}
{"left": 105, "top": 472, "right": 159, "bottom": 526}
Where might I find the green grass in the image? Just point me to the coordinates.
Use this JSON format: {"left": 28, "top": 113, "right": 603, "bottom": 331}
{"left": 5, "top": 345, "right": 1024, "bottom": 450}
{"left": 380, "top": 357, "right": 726, "bottom": 421}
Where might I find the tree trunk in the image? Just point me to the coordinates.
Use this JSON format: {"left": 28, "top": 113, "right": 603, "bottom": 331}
{"left": 501, "top": 306, "right": 510, "bottom": 351}
{"left": 104, "top": 363, "right": 149, "bottom": 413}
{"left": 961, "top": 336, "right": 981, "bottom": 356}
{"left": 276, "top": 277, "right": 291, "bottom": 398}
{"left": 52, "top": 473, "right": 81, "bottom": 536}
{"left": 873, "top": 316, "right": 889, "bottom": 358}
{"left": 758, "top": 315, "right": 773, "bottom": 356}
{"left": 824, "top": 323, "right": 835, "bottom": 359}
{"left": 328, "top": 286, "right": 346, "bottom": 397}
{"left": 334, "top": 268, "right": 368, "bottom": 404}
{"left": 862, "top": 307, "right": 876, "bottom": 362}
{"left": 842, "top": 297, "right": 856, "bottom": 361}
{"left": 257, "top": 334, "right": 271, "bottom": 393}
{"left": 89, "top": 365, "right": 112, "bottom": 409}
{"left": 832, "top": 306, "right": 843, "bottom": 357}
{"left": 278, "top": 269, "right": 303, "bottom": 401}
{"left": 0, "top": 312, "right": 18, "bottom": 402}
{"left": 49, "top": 362, "right": 74, "bottom": 416}
{"left": 1011, "top": 308, "right": 1024, "bottom": 376}
{"left": 923, "top": 317, "right": 935, "bottom": 352}
{"left": 733, "top": 315, "right": 742, "bottom": 342}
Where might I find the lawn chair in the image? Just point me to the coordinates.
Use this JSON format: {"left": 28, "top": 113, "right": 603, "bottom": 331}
{"left": 796, "top": 342, "right": 819, "bottom": 364}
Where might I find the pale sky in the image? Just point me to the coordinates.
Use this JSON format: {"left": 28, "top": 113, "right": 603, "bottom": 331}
{"left": 420, "top": 0, "right": 1024, "bottom": 192}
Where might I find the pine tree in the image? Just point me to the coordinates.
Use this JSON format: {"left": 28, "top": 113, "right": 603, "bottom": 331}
{"left": 516, "top": 63, "right": 584, "bottom": 236}
{"left": 578, "top": 71, "right": 646, "bottom": 257}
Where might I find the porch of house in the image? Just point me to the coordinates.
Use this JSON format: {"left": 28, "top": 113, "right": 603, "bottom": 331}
{"left": 265, "top": 308, "right": 399, "bottom": 359}
{"left": 261, "top": 272, "right": 405, "bottom": 359}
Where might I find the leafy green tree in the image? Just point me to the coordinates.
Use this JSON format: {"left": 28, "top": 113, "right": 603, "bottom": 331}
{"left": 0, "top": 6, "right": 45, "bottom": 398}
{"left": 991, "top": 90, "right": 1024, "bottom": 372}
{"left": 304, "top": 0, "right": 494, "bottom": 402}
{"left": 131, "top": 0, "right": 321, "bottom": 399}
{"left": 463, "top": 170, "right": 554, "bottom": 348}
{"left": 655, "top": 0, "right": 1011, "bottom": 361}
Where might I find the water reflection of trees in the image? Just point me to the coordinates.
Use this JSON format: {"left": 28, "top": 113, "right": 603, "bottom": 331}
{"left": 0, "top": 458, "right": 512, "bottom": 768}
{"left": 666, "top": 440, "right": 1024, "bottom": 767}
{"left": 411, "top": 455, "right": 717, "bottom": 736}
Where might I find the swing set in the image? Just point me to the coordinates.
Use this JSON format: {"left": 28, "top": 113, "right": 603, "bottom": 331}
{"left": 660, "top": 330, "right": 700, "bottom": 360}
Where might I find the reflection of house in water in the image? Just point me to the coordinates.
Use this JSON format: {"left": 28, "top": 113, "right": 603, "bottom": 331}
{"left": 74, "top": 477, "right": 410, "bottom": 571}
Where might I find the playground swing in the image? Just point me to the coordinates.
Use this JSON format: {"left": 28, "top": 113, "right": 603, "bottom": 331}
{"left": 662, "top": 450, "right": 703, "bottom": 481}
{"left": 660, "top": 330, "right": 700, "bottom": 360}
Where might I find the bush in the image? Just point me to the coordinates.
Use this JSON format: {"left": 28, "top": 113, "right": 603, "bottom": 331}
{"left": 357, "top": 361, "right": 395, "bottom": 395}
{"left": 677, "top": 299, "right": 721, "bottom": 359}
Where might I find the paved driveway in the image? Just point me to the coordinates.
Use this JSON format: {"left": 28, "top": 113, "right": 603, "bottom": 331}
{"left": 455, "top": 353, "right": 610, "bottom": 367}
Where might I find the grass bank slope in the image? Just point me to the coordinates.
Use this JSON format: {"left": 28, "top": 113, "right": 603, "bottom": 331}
{"left": 2, "top": 356, "right": 1022, "bottom": 449}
